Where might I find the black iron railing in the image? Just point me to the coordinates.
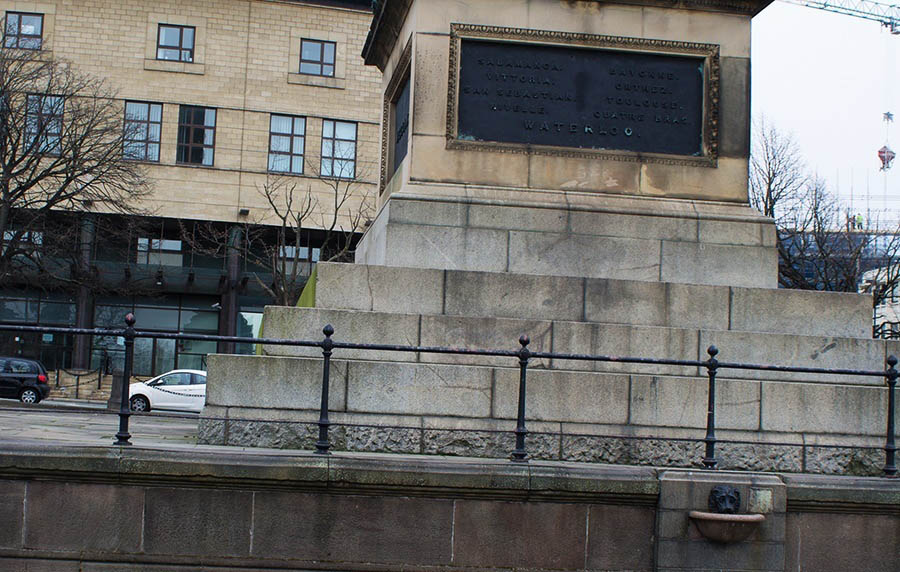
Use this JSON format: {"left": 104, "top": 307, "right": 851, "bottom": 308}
{"left": 0, "top": 316, "right": 896, "bottom": 477}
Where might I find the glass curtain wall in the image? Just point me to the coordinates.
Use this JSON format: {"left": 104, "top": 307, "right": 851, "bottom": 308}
{"left": 92, "top": 294, "right": 219, "bottom": 376}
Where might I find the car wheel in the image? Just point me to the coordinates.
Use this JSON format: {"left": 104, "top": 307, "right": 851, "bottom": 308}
{"left": 130, "top": 395, "right": 150, "bottom": 413}
{"left": 19, "top": 388, "right": 39, "bottom": 404}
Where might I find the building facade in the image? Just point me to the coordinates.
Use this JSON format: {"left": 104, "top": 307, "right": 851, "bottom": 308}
{"left": 0, "top": 0, "right": 381, "bottom": 375}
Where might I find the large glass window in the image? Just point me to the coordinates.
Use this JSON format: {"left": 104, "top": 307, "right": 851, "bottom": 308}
{"left": 177, "top": 106, "right": 215, "bottom": 166}
{"left": 136, "top": 238, "right": 183, "bottom": 266}
{"left": 299, "top": 39, "right": 335, "bottom": 77}
{"left": 268, "top": 114, "right": 305, "bottom": 174}
{"left": 124, "top": 102, "right": 162, "bottom": 162}
{"left": 4, "top": 12, "right": 42, "bottom": 50}
{"left": 157, "top": 24, "right": 194, "bottom": 62}
{"left": 320, "top": 120, "right": 356, "bottom": 179}
{"left": 25, "top": 95, "right": 63, "bottom": 155}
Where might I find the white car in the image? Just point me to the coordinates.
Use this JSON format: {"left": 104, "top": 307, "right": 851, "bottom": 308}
{"left": 128, "top": 369, "right": 207, "bottom": 413}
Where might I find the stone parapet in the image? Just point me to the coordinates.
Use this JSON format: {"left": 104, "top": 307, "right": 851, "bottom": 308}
{"left": 200, "top": 352, "right": 897, "bottom": 475}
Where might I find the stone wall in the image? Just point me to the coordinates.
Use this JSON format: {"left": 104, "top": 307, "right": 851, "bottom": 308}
{"left": 0, "top": 444, "right": 896, "bottom": 571}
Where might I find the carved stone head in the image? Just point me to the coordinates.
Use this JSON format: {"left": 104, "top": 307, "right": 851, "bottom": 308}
{"left": 708, "top": 485, "right": 741, "bottom": 514}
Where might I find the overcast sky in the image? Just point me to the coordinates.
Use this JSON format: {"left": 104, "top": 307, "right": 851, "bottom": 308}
{"left": 751, "top": 2, "right": 899, "bottom": 220}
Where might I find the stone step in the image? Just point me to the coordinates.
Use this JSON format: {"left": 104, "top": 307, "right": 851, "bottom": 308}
{"left": 205, "top": 354, "right": 896, "bottom": 442}
{"left": 355, "top": 194, "right": 778, "bottom": 289}
{"left": 311, "top": 262, "right": 872, "bottom": 339}
{"left": 262, "top": 307, "right": 886, "bottom": 385}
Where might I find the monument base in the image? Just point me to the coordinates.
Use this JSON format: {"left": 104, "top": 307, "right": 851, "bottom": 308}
{"left": 356, "top": 191, "right": 777, "bottom": 289}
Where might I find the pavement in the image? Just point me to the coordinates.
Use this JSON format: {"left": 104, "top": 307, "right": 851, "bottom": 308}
{"left": 0, "top": 398, "right": 200, "bottom": 447}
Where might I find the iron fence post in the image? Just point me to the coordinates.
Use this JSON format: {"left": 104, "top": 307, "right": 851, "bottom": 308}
{"left": 114, "top": 313, "right": 135, "bottom": 446}
{"left": 885, "top": 355, "right": 898, "bottom": 477}
{"left": 97, "top": 365, "right": 102, "bottom": 389}
{"left": 702, "top": 345, "right": 719, "bottom": 469}
{"left": 511, "top": 335, "right": 531, "bottom": 462}
{"left": 315, "top": 324, "right": 334, "bottom": 455}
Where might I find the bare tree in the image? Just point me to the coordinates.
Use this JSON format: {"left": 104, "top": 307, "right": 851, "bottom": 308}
{"left": 0, "top": 43, "right": 150, "bottom": 287}
{"left": 184, "top": 169, "right": 373, "bottom": 307}
{"left": 749, "top": 118, "right": 808, "bottom": 218}
{"left": 751, "top": 120, "right": 900, "bottom": 312}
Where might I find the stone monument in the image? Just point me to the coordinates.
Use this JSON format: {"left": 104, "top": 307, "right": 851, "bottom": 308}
{"left": 200, "top": 0, "right": 895, "bottom": 477}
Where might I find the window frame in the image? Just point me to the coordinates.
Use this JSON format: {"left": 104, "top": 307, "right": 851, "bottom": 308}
{"left": 123, "top": 101, "right": 163, "bottom": 163}
{"left": 268, "top": 114, "right": 306, "bottom": 175}
{"left": 299, "top": 38, "right": 336, "bottom": 77}
{"left": 25, "top": 94, "right": 63, "bottom": 156}
{"left": 157, "top": 24, "right": 195, "bottom": 63}
{"left": 4, "top": 12, "right": 43, "bottom": 50}
{"left": 176, "top": 105, "right": 216, "bottom": 167}
{"left": 320, "top": 119, "right": 357, "bottom": 179}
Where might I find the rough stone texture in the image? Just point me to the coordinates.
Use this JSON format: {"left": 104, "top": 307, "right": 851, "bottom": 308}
{"left": 803, "top": 446, "right": 884, "bottom": 476}
{"left": 452, "top": 500, "right": 587, "bottom": 569}
{"left": 24, "top": 482, "right": 143, "bottom": 553}
{"left": 345, "top": 425, "right": 422, "bottom": 454}
{"left": 223, "top": 419, "right": 318, "bottom": 449}
{"left": 716, "top": 443, "right": 804, "bottom": 473}
{"left": 562, "top": 435, "right": 705, "bottom": 468}
{"left": 196, "top": 417, "right": 226, "bottom": 445}
{"left": 422, "top": 429, "right": 560, "bottom": 460}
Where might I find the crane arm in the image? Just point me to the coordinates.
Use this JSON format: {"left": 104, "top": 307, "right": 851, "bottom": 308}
{"left": 780, "top": 0, "right": 900, "bottom": 33}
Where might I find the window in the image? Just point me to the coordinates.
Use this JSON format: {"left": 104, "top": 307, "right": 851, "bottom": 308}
{"left": 4, "top": 12, "right": 42, "bottom": 50}
{"left": 177, "top": 106, "right": 215, "bottom": 166}
{"left": 137, "top": 238, "right": 183, "bottom": 266}
{"left": 320, "top": 120, "right": 356, "bottom": 178}
{"left": 157, "top": 24, "right": 194, "bottom": 62}
{"left": 268, "top": 114, "right": 305, "bottom": 174}
{"left": 299, "top": 39, "right": 335, "bottom": 77}
{"left": 25, "top": 95, "right": 63, "bottom": 155}
{"left": 124, "top": 102, "right": 162, "bottom": 162}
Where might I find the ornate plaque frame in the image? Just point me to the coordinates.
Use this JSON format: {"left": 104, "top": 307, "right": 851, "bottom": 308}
{"left": 446, "top": 24, "right": 720, "bottom": 167}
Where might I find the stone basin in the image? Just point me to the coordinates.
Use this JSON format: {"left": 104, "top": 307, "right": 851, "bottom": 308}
{"left": 688, "top": 511, "right": 766, "bottom": 543}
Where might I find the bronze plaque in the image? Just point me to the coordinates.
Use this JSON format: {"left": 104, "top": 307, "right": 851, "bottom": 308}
{"left": 456, "top": 38, "right": 707, "bottom": 158}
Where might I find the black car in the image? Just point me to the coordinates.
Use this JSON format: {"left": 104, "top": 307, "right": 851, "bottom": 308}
{"left": 0, "top": 357, "right": 50, "bottom": 404}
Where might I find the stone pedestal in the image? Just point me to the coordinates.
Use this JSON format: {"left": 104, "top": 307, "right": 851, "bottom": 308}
{"left": 200, "top": 0, "right": 897, "bottom": 476}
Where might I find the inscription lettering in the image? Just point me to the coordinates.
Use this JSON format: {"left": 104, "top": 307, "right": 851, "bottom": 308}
{"left": 457, "top": 39, "right": 704, "bottom": 156}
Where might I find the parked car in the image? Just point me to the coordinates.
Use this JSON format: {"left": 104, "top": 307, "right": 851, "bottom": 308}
{"left": 128, "top": 369, "right": 207, "bottom": 413}
{"left": 0, "top": 357, "right": 50, "bottom": 404}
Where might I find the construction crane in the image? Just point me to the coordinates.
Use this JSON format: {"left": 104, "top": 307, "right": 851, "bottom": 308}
{"left": 781, "top": 0, "right": 900, "bottom": 34}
